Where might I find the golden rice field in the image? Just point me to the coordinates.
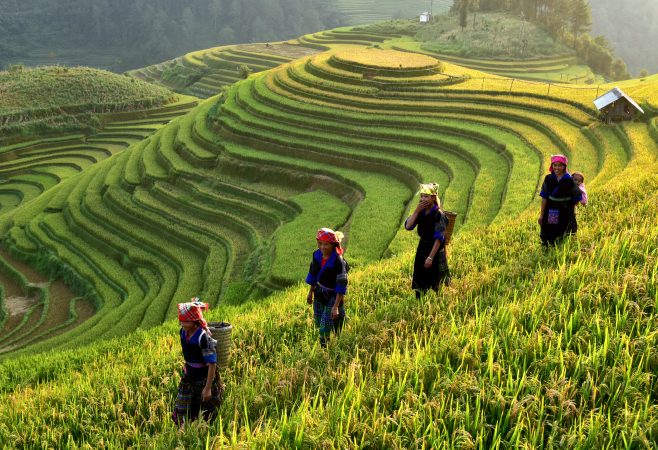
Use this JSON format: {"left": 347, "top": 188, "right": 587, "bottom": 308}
{"left": 1, "top": 23, "right": 658, "bottom": 449}
{"left": 333, "top": 48, "right": 439, "bottom": 69}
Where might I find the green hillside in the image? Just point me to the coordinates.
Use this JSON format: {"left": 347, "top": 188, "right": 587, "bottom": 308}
{"left": 1, "top": 22, "right": 658, "bottom": 448}
{"left": 3, "top": 29, "right": 658, "bottom": 358}
{"left": 0, "top": 135, "right": 656, "bottom": 447}
{"left": 0, "top": 67, "right": 172, "bottom": 115}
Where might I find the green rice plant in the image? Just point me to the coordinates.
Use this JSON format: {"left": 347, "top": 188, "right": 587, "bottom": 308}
{"left": 213, "top": 136, "right": 410, "bottom": 267}
{"left": 0, "top": 67, "right": 173, "bottom": 116}
{"left": 270, "top": 190, "right": 351, "bottom": 286}
{"left": 222, "top": 86, "right": 506, "bottom": 228}
{"left": 0, "top": 152, "right": 656, "bottom": 447}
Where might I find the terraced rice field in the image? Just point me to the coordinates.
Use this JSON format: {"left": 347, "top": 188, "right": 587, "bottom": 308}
{"left": 0, "top": 95, "right": 199, "bottom": 355}
{"left": 130, "top": 45, "right": 305, "bottom": 99}
{"left": 2, "top": 30, "right": 658, "bottom": 359}
{"left": 393, "top": 39, "right": 603, "bottom": 85}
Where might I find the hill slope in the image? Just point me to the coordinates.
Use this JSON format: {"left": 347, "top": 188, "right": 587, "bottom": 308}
{"left": 3, "top": 27, "right": 658, "bottom": 356}
{"left": 0, "top": 127, "right": 656, "bottom": 447}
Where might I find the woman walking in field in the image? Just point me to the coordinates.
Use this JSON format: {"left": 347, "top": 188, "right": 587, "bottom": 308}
{"left": 172, "top": 300, "right": 225, "bottom": 426}
{"left": 538, "top": 155, "right": 583, "bottom": 246}
{"left": 405, "top": 183, "right": 451, "bottom": 298}
{"left": 306, "top": 228, "right": 348, "bottom": 347}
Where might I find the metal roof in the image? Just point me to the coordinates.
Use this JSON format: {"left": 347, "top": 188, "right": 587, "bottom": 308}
{"left": 593, "top": 87, "right": 644, "bottom": 113}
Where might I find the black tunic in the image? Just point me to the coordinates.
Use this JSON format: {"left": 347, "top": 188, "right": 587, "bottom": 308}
{"left": 305, "top": 249, "right": 348, "bottom": 305}
{"left": 406, "top": 206, "right": 451, "bottom": 292}
{"left": 539, "top": 172, "right": 582, "bottom": 245}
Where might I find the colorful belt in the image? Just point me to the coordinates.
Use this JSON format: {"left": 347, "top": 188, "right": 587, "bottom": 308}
{"left": 548, "top": 196, "right": 572, "bottom": 202}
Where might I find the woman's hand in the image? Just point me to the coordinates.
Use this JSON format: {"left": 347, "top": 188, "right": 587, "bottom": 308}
{"left": 424, "top": 256, "right": 433, "bottom": 268}
{"left": 306, "top": 291, "right": 313, "bottom": 305}
{"left": 331, "top": 305, "right": 340, "bottom": 319}
{"left": 201, "top": 387, "right": 212, "bottom": 403}
{"left": 538, "top": 214, "right": 543, "bottom": 226}
{"left": 416, "top": 199, "right": 430, "bottom": 212}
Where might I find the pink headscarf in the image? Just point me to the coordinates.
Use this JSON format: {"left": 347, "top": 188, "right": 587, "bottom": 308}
{"left": 549, "top": 155, "right": 568, "bottom": 172}
{"left": 316, "top": 228, "right": 344, "bottom": 255}
{"left": 178, "top": 299, "right": 209, "bottom": 328}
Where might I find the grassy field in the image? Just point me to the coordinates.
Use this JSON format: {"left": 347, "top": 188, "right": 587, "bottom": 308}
{"left": 415, "top": 12, "right": 573, "bottom": 60}
{"left": 0, "top": 133, "right": 656, "bottom": 447}
{"left": 0, "top": 25, "right": 658, "bottom": 446}
{"left": 0, "top": 67, "right": 172, "bottom": 115}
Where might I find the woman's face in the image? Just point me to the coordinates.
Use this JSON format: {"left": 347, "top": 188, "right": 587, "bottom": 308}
{"left": 420, "top": 193, "right": 433, "bottom": 205}
{"left": 552, "top": 162, "right": 566, "bottom": 175}
{"left": 317, "top": 239, "right": 334, "bottom": 256}
{"left": 180, "top": 320, "right": 198, "bottom": 333}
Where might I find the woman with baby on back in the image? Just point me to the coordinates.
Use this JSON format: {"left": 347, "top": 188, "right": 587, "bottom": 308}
{"left": 538, "top": 155, "right": 583, "bottom": 246}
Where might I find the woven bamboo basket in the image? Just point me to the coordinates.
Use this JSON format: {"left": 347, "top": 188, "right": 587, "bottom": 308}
{"left": 443, "top": 210, "right": 458, "bottom": 245}
{"left": 207, "top": 322, "right": 232, "bottom": 370}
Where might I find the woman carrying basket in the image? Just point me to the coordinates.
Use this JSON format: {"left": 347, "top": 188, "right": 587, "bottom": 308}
{"left": 306, "top": 228, "right": 348, "bottom": 347}
{"left": 172, "top": 300, "right": 225, "bottom": 426}
{"left": 405, "top": 184, "right": 451, "bottom": 298}
{"left": 538, "top": 155, "right": 582, "bottom": 246}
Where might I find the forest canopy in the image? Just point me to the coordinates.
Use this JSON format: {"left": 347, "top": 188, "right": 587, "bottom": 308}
{"left": 449, "top": 0, "right": 639, "bottom": 80}
{"left": 590, "top": 0, "right": 658, "bottom": 77}
{"left": 0, "top": 0, "right": 348, "bottom": 71}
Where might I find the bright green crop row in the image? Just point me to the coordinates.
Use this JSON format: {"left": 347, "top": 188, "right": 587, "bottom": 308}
{"left": 179, "top": 176, "right": 299, "bottom": 223}
{"left": 1, "top": 156, "right": 657, "bottom": 447}
{"left": 174, "top": 179, "right": 282, "bottom": 238}
{"left": 226, "top": 48, "right": 292, "bottom": 65}
{"left": 270, "top": 190, "right": 351, "bottom": 286}
{"left": 175, "top": 101, "right": 218, "bottom": 165}
{"left": 262, "top": 70, "right": 602, "bottom": 182}
{"left": 224, "top": 83, "right": 507, "bottom": 226}
{"left": 0, "top": 149, "right": 108, "bottom": 173}
{"left": 275, "top": 65, "right": 595, "bottom": 126}
{"left": 140, "top": 126, "right": 173, "bottom": 182}
{"left": 245, "top": 73, "right": 543, "bottom": 221}
{"left": 210, "top": 134, "right": 411, "bottom": 266}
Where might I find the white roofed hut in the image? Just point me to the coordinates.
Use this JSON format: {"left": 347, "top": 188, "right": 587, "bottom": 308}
{"left": 420, "top": 13, "right": 430, "bottom": 23}
{"left": 593, "top": 87, "right": 644, "bottom": 124}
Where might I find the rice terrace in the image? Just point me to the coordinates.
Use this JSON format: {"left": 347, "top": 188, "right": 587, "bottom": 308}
{"left": 1, "top": 1, "right": 658, "bottom": 448}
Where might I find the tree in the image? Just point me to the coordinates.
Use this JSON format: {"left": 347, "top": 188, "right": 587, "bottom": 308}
{"left": 569, "top": 0, "right": 593, "bottom": 48}
{"left": 210, "top": 0, "right": 221, "bottom": 36}
{"left": 238, "top": 65, "right": 252, "bottom": 79}
{"left": 611, "top": 57, "right": 631, "bottom": 81}
{"left": 460, "top": 0, "right": 471, "bottom": 31}
{"left": 471, "top": 0, "right": 480, "bottom": 28}
{"left": 638, "top": 69, "right": 649, "bottom": 78}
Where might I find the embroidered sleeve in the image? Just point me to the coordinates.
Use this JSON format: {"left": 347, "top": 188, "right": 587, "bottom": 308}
{"left": 305, "top": 259, "right": 318, "bottom": 285}
{"left": 199, "top": 332, "right": 218, "bottom": 364}
{"left": 570, "top": 182, "right": 583, "bottom": 202}
{"left": 539, "top": 180, "right": 550, "bottom": 199}
{"left": 334, "top": 257, "right": 348, "bottom": 294}
{"left": 404, "top": 216, "right": 417, "bottom": 231}
{"left": 433, "top": 211, "right": 448, "bottom": 241}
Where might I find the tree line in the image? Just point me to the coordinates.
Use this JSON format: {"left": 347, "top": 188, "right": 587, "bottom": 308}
{"left": 451, "top": 0, "right": 639, "bottom": 81}
{"left": 0, "top": 0, "right": 348, "bottom": 71}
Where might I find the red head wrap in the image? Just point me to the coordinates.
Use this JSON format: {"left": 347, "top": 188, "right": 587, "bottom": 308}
{"left": 316, "top": 228, "right": 344, "bottom": 255}
{"left": 178, "top": 298, "right": 209, "bottom": 328}
{"left": 549, "top": 155, "right": 568, "bottom": 172}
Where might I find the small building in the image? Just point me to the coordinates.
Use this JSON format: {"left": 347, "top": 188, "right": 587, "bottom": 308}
{"left": 420, "top": 12, "right": 430, "bottom": 23}
{"left": 593, "top": 87, "right": 644, "bottom": 124}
